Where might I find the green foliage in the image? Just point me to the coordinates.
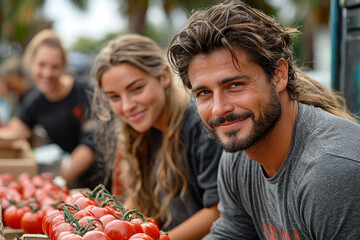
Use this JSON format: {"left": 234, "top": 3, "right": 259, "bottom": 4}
{"left": 69, "top": 32, "right": 125, "bottom": 54}
{"left": 145, "top": 22, "right": 175, "bottom": 50}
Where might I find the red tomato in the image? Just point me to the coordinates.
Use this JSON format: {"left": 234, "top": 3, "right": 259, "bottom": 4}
{"left": 0, "top": 173, "right": 14, "bottom": 184}
{"left": 42, "top": 210, "right": 62, "bottom": 236}
{"left": 17, "top": 172, "right": 31, "bottom": 183}
{"left": 5, "top": 187, "right": 21, "bottom": 201}
{"left": 32, "top": 175, "right": 44, "bottom": 187}
{"left": 77, "top": 215, "right": 104, "bottom": 232}
{"left": 41, "top": 172, "right": 53, "bottom": 180}
{"left": 145, "top": 218, "right": 158, "bottom": 228}
{"left": 50, "top": 222, "right": 74, "bottom": 240}
{"left": 57, "top": 231, "right": 74, "bottom": 240}
{"left": 130, "top": 218, "right": 144, "bottom": 234}
{"left": 130, "top": 218, "right": 160, "bottom": 240}
{"left": 59, "top": 233, "right": 83, "bottom": 240}
{"left": 78, "top": 215, "right": 97, "bottom": 227}
{"left": 106, "top": 207, "right": 123, "bottom": 218}
{"left": 48, "top": 215, "right": 65, "bottom": 237}
{"left": 21, "top": 209, "right": 46, "bottom": 234}
{"left": 129, "top": 233, "right": 154, "bottom": 240}
{"left": 99, "top": 214, "right": 118, "bottom": 228}
{"left": 68, "top": 193, "right": 84, "bottom": 205}
{"left": 104, "top": 219, "right": 136, "bottom": 240}
{"left": 159, "top": 234, "right": 170, "bottom": 240}
{"left": 44, "top": 205, "right": 60, "bottom": 215}
{"left": 0, "top": 186, "right": 6, "bottom": 198}
{"left": 140, "top": 222, "right": 160, "bottom": 240}
{"left": 73, "top": 209, "right": 94, "bottom": 220}
{"left": 83, "top": 231, "right": 111, "bottom": 240}
{"left": 22, "top": 183, "right": 36, "bottom": 198}
{"left": 3, "top": 205, "right": 30, "bottom": 229}
{"left": 24, "top": 197, "right": 40, "bottom": 209}
{"left": 8, "top": 181, "right": 21, "bottom": 190}
{"left": 1, "top": 198, "right": 10, "bottom": 214}
{"left": 73, "top": 196, "right": 96, "bottom": 210}
{"left": 88, "top": 205, "right": 111, "bottom": 218}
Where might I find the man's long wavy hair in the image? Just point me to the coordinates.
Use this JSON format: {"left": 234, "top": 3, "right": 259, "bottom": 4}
{"left": 168, "top": 0, "right": 357, "bottom": 122}
{"left": 92, "top": 34, "right": 188, "bottom": 227}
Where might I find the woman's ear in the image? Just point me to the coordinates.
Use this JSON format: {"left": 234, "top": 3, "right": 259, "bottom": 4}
{"left": 161, "top": 67, "right": 171, "bottom": 88}
{"left": 274, "top": 58, "right": 288, "bottom": 92}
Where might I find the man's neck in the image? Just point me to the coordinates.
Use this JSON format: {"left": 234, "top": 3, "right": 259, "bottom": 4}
{"left": 245, "top": 99, "right": 298, "bottom": 178}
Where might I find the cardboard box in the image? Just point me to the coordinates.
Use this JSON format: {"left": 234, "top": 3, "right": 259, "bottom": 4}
{"left": 0, "top": 139, "right": 37, "bottom": 177}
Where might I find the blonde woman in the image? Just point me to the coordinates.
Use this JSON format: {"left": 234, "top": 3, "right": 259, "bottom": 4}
{"left": 92, "top": 34, "right": 222, "bottom": 240}
{"left": 0, "top": 29, "right": 110, "bottom": 190}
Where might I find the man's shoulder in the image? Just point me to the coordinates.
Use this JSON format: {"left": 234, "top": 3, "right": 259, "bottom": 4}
{"left": 299, "top": 103, "right": 360, "bottom": 141}
{"left": 301, "top": 103, "right": 359, "bottom": 127}
{"left": 296, "top": 103, "right": 360, "bottom": 167}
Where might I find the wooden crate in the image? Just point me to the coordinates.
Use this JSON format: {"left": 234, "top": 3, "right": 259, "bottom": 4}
{"left": 0, "top": 139, "right": 37, "bottom": 177}
{"left": 20, "top": 234, "right": 49, "bottom": 240}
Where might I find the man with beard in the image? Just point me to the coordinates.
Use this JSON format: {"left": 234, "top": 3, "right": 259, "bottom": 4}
{"left": 167, "top": 1, "right": 360, "bottom": 239}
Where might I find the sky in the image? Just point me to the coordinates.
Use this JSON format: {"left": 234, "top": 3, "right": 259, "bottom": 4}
{"left": 42, "top": 0, "right": 172, "bottom": 49}
{"left": 43, "top": 0, "right": 126, "bottom": 48}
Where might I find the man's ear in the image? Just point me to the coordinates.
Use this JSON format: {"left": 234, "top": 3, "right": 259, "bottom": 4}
{"left": 274, "top": 58, "right": 288, "bottom": 92}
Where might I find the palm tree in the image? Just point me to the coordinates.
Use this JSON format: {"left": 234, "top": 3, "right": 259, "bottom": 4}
{"left": 0, "top": 0, "right": 88, "bottom": 61}
{"left": 120, "top": 0, "right": 275, "bottom": 34}
{"left": 283, "top": 0, "right": 331, "bottom": 69}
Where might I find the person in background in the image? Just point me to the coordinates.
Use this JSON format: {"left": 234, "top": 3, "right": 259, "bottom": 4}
{"left": 0, "top": 29, "right": 111, "bottom": 190}
{"left": 167, "top": 1, "right": 360, "bottom": 239}
{"left": 1, "top": 56, "right": 33, "bottom": 117}
{"left": 0, "top": 74, "right": 10, "bottom": 126}
{"left": 92, "top": 34, "right": 222, "bottom": 240}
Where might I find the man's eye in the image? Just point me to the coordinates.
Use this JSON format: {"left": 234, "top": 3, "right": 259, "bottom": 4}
{"left": 196, "top": 90, "right": 211, "bottom": 98}
{"left": 229, "top": 82, "right": 242, "bottom": 88}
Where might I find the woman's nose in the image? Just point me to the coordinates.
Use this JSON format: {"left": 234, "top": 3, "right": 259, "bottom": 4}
{"left": 121, "top": 95, "right": 136, "bottom": 113}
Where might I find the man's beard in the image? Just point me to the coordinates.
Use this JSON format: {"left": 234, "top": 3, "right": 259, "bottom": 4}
{"left": 205, "top": 84, "right": 281, "bottom": 152}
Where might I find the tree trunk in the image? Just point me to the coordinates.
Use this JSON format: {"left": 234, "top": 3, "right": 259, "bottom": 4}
{"left": 302, "top": 13, "right": 317, "bottom": 69}
{"left": 127, "top": 0, "right": 148, "bottom": 34}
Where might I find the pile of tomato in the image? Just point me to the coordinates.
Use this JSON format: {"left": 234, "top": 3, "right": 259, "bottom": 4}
{"left": 42, "top": 184, "right": 170, "bottom": 240}
{"left": 0, "top": 172, "right": 70, "bottom": 234}
{"left": 1, "top": 172, "right": 170, "bottom": 240}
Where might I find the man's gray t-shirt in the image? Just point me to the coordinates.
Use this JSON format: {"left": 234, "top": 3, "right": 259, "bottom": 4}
{"left": 205, "top": 103, "right": 360, "bottom": 239}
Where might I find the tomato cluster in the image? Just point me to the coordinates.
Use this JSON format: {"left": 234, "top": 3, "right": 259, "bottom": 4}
{"left": 1, "top": 174, "right": 170, "bottom": 239}
{"left": 0, "top": 172, "right": 70, "bottom": 234}
{"left": 41, "top": 184, "right": 170, "bottom": 240}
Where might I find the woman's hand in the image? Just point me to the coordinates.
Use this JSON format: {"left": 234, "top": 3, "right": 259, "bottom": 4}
{"left": 0, "top": 117, "right": 31, "bottom": 140}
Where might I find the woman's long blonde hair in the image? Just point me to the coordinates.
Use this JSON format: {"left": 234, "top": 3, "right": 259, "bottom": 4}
{"left": 92, "top": 34, "right": 189, "bottom": 227}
